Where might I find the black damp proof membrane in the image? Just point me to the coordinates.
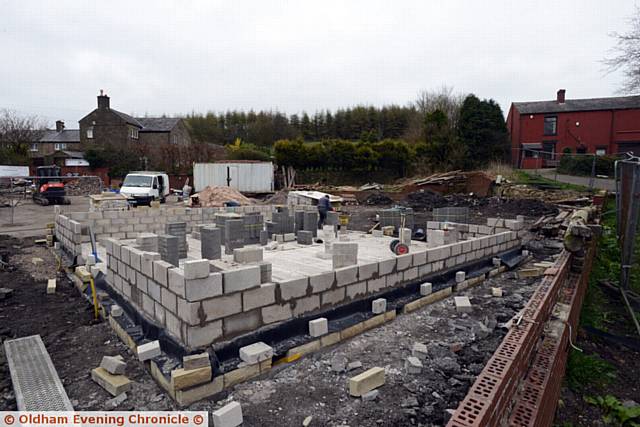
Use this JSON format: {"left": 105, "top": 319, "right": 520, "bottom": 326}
{"left": 85, "top": 247, "right": 524, "bottom": 379}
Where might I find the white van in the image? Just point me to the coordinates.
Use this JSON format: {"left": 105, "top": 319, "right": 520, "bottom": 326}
{"left": 120, "top": 171, "right": 170, "bottom": 205}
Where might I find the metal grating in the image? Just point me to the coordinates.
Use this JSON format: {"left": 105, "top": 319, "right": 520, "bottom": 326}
{"left": 4, "top": 335, "right": 74, "bottom": 411}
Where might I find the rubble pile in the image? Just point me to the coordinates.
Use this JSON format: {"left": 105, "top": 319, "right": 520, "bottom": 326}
{"left": 191, "top": 185, "right": 255, "bottom": 207}
{"left": 364, "top": 192, "right": 394, "bottom": 206}
{"left": 64, "top": 177, "right": 103, "bottom": 196}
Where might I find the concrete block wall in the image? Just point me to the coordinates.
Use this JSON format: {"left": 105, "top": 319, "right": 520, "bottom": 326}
{"left": 104, "top": 228, "right": 521, "bottom": 351}
{"left": 426, "top": 218, "right": 525, "bottom": 241}
{"left": 55, "top": 205, "right": 316, "bottom": 257}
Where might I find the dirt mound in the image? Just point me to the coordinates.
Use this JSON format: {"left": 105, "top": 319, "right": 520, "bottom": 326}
{"left": 364, "top": 192, "right": 394, "bottom": 206}
{"left": 404, "top": 191, "right": 558, "bottom": 217}
{"left": 191, "top": 186, "right": 254, "bottom": 207}
{"left": 262, "top": 190, "right": 288, "bottom": 205}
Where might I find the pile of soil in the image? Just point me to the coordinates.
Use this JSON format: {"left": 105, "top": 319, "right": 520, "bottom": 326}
{"left": 404, "top": 191, "right": 486, "bottom": 211}
{"left": 364, "top": 192, "right": 394, "bottom": 206}
{"left": 64, "top": 177, "right": 103, "bottom": 196}
{"left": 479, "top": 197, "right": 559, "bottom": 218}
{"left": 191, "top": 186, "right": 254, "bottom": 207}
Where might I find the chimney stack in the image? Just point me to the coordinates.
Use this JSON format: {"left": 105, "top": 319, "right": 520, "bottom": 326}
{"left": 557, "top": 89, "right": 566, "bottom": 104}
{"left": 55, "top": 120, "right": 64, "bottom": 132}
{"left": 97, "top": 89, "right": 110, "bottom": 110}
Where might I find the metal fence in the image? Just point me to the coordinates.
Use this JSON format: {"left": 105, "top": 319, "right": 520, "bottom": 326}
{"left": 615, "top": 157, "right": 640, "bottom": 334}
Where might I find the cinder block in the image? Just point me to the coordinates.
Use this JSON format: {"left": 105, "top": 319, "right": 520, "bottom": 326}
{"left": 222, "top": 266, "right": 261, "bottom": 294}
{"left": 153, "top": 260, "right": 173, "bottom": 287}
{"left": 405, "top": 356, "right": 423, "bottom": 374}
{"left": 183, "top": 353, "right": 210, "bottom": 370}
{"left": 372, "top": 298, "right": 387, "bottom": 314}
{"left": 455, "top": 271, "right": 466, "bottom": 283}
{"left": 202, "top": 293, "right": 242, "bottom": 321}
{"left": 335, "top": 265, "right": 358, "bottom": 286}
{"left": 310, "top": 271, "right": 335, "bottom": 293}
{"left": 233, "top": 247, "right": 264, "bottom": 264}
{"left": 46, "top": 279, "right": 56, "bottom": 294}
{"left": 358, "top": 262, "right": 378, "bottom": 281}
{"left": 454, "top": 296, "right": 472, "bottom": 313}
{"left": 239, "top": 342, "right": 273, "bottom": 364}
{"left": 91, "top": 367, "right": 131, "bottom": 397}
{"left": 348, "top": 367, "right": 385, "bottom": 397}
{"left": 378, "top": 258, "right": 396, "bottom": 275}
{"left": 279, "top": 276, "right": 309, "bottom": 300}
{"left": 420, "top": 282, "right": 432, "bottom": 296}
{"left": 309, "top": 317, "right": 328, "bottom": 337}
{"left": 168, "top": 267, "right": 186, "bottom": 297}
{"left": 185, "top": 273, "right": 223, "bottom": 302}
{"left": 137, "top": 340, "right": 161, "bottom": 361}
{"left": 292, "top": 294, "right": 320, "bottom": 316}
{"left": 321, "top": 287, "right": 345, "bottom": 306}
{"left": 171, "top": 366, "right": 212, "bottom": 390}
{"left": 332, "top": 242, "right": 358, "bottom": 269}
{"left": 242, "top": 283, "right": 276, "bottom": 311}
{"left": 297, "top": 230, "right": 313, "bottom": 245}
{"left": 184, "top": 259, "right": 210, "bottom": 280}
{"left": 100, "top": 355, "right": 126, "bottom": 375}
{"left": 262, "top": 303, "right": 292, "bottom": 324}
{"left": 491, "top": 287, "right": 503, "bottom": 297}
{"left": 224, "top": 310, "right": 261, "bottom": 336}
{"left": 212, "top": 401, "right": 243, "bottom": 427}
{"left": 184, "top": 321, "right": 223, "bottom": 348}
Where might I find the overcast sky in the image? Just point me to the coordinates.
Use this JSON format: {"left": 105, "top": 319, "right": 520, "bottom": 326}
{"left": 1, "top": 1, "right": 637, "bottom": 128}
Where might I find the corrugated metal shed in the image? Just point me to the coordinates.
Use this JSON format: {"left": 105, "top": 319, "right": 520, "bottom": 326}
{"left": 194, "top": 162, "right": 274, "bottom": 193}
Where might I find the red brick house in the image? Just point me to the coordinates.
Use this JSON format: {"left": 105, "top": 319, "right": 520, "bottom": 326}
{"left": 507, "top": 90, "right": 640, "bottom": 168}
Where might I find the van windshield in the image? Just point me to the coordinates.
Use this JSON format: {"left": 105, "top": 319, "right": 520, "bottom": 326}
{"left": 122, "top": 175, "right": 152, "bottom": 188}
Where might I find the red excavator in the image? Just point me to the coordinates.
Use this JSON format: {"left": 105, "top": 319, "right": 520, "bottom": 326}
{"left": 33, "top": 166, "right": 70, "bottom": 205}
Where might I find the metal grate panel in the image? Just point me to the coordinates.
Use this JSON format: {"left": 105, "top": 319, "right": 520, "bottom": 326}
{"left": 4, "top": 335, "right": 74, "bottom": 411}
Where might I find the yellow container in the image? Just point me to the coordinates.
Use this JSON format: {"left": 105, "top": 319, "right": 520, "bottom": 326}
{"left": 339, "top": 214, "right": 350, "bottom": 226}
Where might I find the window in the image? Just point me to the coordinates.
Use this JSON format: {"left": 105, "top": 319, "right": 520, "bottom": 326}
{"left": 54, "top": 143, "right": 66, "bottom": 151}
{"left": 543, "top": 116, "right": 557, "bottom": 136}
{"left": 30, "top": 143, "right": 38, "bottom": 152}
{"left": 172, "top": 135, "right": 178, "bottom": 144}
{"left": 86, "top": 127, "right": 94, "bottom": 139}
{"left": 596, "top": 147, "right": 607, "bottom": 156}
{"left": 129, "top": 127, "right": 139, "bottom": 140}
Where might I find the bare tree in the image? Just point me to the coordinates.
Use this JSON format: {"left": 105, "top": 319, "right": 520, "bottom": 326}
{"left": 413, "top": 85, "right": 466, "bottom": 130}
{"left": 0, "top": 109, "right": 45, "bottom": 151}
{"left": 604, "top": 6, "right": 640, "bottom": 94}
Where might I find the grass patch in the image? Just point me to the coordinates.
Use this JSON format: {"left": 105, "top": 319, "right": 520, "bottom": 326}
{"left": 512, "top": 170, "right": 590, "bottom": 192}
{"left": 566, "top": 349, "right": 617, "bottom": 392}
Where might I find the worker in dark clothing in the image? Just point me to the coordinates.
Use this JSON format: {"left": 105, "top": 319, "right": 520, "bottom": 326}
{"left": 318, "top": 195, "right": 332, "bottom": 228}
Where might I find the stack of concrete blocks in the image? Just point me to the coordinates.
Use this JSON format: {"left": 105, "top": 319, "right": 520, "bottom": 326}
{"left": 303, "top": 211, "right": 318, "bottom": 237}
{"left": 400, "top": 228, "right": 412, "bottom": 246}
{"left": 378, "top": 207, "right": 415, "bottom": 232}
{"left": 102, "top": 224, "right": 522, "bottom": 350}
{"left": 271, "top": 207, "right": 294, "bottom": 234}
{"left": 201, "top": 227, "right": 222, "bottom": 260}
{"left": 191, "top": 223, "right": 216, "bottom": 240}
{"left": 54, "top": 205, "right": 288, "bottom": 258}
{"left": 297, "top": 230, "right": 313, "bottom": 245}
{"left": 242, "top": 212, "right": 264, "bottom": 244}
{"left": 158, "top": 235, "right": 180, "bottom": 267}
{"left": 136, "top": 233, "right": 158, "bottom": 252}
{"left": 165, "top": 222, "right": 188, "bottom": 259}
{"left": 259, "top": 230, "right": 269, "bottom": 246}
{"left": 224, "top": 219, "right": 245, "bottom": 255}
{"left": 294, "top": 211, "right": 305, "bottom": 234}
{"left": 332, "top": 242, "right": 358, "bottom": 269}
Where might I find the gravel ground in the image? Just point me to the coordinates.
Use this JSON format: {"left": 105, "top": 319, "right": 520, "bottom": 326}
{"left": 0, "top": 233, "right": 552, "bottom": 427}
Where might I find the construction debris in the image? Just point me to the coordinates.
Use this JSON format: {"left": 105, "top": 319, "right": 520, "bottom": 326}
{"left": 190, "top": 186, "right": 254, "bottom": 207}
{"left": 0, "top": 287, "right": 13, "bottom": 300}
{"left": 212, "top": 401, "right": 243, "bottom": 427}
{"left": 46, "top": 279, "right": 56, "bottom": 294}
{"left": 348, "top": 367, "right": 385, "bottom": 397}
{"left": 100, "top": 355, "right": 126, "bottom": 375}
{"left": 91, "top": 367, "right": 132, "bottom": 396}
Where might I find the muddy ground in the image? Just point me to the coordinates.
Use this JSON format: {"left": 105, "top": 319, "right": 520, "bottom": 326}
{"left": 0, "top": 231, "right": 557, "bottom": 426}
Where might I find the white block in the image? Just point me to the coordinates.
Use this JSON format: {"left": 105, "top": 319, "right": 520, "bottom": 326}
{"left": 454, "top": 296, "right": 472, "bottom": 313}
{"left": 309, "top": 318, "right": 328, "bottom": 337}
{"left": 183, "top": 259, "right": 210, "bottom": 280}
{"left": 420, "top": 282, "right": 432, "bottom": 296}
{"left": 212, "top": 401, "right": 243, "bottom": 427}
{"left": 371, "top": 298, "right": 387, "bottom": 314}
{"left": 405, "top": 356, "right": 423, "bottom": 374}
{"left": 491, "top": 287, "right": 503, "bottom": 297}
{"left": 46, "top": 279, "right": 56, "bottom": 294}
{"left": 111, "top": 305, "right": 123, "bottom": 317}
{"left": 455, "top": 271, "right": 466, "bottom": 283}
{"left": 412, "top": 342, "right": 428, "bottom": 360}
{"left": 137, "top": 340, "right": 161, "bottom": 361}
{"left": 492, "top": 257, "right": 501, "bottom": 267}
{"left": 239, "top": 342, "right": 273, "bottom": 364}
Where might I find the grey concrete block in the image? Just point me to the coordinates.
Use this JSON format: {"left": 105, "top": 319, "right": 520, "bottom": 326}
{"left": 138, "top": 340, "right": 161, "bottom": 361}
{"left": 242, "top": 283, "right": 276, "bottom": 311}
{"left": 222, "top": 266, "right": 261, "bottom": 294}
{"left": 212, "top": 401, "right": 243, "bottom": 427}
{"left": 184, "top": 259, "right": 210, "bottom": 280}
{"left": 372, "top": 298, "right": 386, "bottom": 314}
{"left": 262, "top": 303, "right": 292, "bottom": 324}
{"left": 233, "top": 247, "right": 263, "bottom": 264}
{"left": 202, "top": 293, "right": 242, "bottom": 321}
{"left": 310, "top": 271, "right": 335, "bottom": 294}
{"left": 239, "top": 342, "right": 273, "bottom": 364}
{"left": 279, "top": 277, "right": 309, "bottom": 300}
{"left": 185, "top": 273, "right": 223, "bottom": 302}
{"left": 297, "top": 230, "right": 313, "bottom": 245}
{"left": 100, "top": 355, "right": 126, "bottom": 375}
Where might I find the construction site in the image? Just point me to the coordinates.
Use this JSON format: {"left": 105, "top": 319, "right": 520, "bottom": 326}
{"left": 1, "top": 161, "right": 638, "bottom": 427}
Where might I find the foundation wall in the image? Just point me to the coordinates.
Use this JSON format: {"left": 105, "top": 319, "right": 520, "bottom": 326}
{"left": 54, "top": 205, "right": 317, "bottom": 257}
{"left": 102, "top": 230, "right": 521, "bottom": 350}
